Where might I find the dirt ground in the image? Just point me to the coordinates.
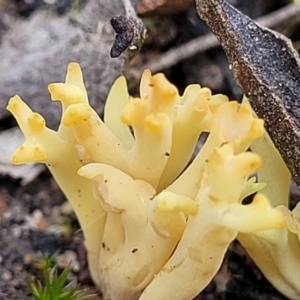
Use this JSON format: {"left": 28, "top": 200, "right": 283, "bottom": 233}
{"left": 0, "top": 0, "right": 299, "bottom": 299}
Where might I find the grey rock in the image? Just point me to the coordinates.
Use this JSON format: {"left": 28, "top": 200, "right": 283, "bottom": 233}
{"left": 0, "top": 0, "right": 127, "bottom": 129}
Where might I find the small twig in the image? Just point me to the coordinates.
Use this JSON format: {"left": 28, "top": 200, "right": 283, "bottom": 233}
{"left": 143, "top": 32, "right": 219, "bottom": 73}
{"left": 256, "top": 3, "right": 300, "bottom": 28}
{"left": 140, "top": 3, "right": 300, "bottom": 73}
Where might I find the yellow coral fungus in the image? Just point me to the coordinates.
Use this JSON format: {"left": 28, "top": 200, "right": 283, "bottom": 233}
{"left": 7, "top": 62, "right": 297, "bottom": 300}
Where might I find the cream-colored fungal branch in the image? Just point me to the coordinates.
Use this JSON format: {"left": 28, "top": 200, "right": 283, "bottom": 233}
{"left": 236, "top": 100, "right": 300, "bottom": 300}
{"left": 6, "top": 64, "right": 106, "bottom": 282}
{"left": 140, "top": 143, "right": 285, "bottom": 300}
{"left": 7, "top": 62, "right": 300, "bottom": 300}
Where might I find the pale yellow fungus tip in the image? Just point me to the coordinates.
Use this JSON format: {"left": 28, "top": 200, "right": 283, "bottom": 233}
{"left": 62, "top": 103, "right": 93, "bottom": 126}
{"left": 48, "top": 83, "right": 85, "bottom": 104}
{"left": 12, "top": 142, "right": 47, "bottom": 164}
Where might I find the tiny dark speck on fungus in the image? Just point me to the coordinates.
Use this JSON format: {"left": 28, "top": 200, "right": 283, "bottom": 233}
{"left": 131, "top": 248, "right": 138, "bottom": 253}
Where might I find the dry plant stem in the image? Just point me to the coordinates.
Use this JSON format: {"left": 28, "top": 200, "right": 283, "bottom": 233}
{"left": 140, "top": 3, "right": 300, "bottom": 73}
{"left": 195, "top": 0, "right": 300, "bottom": 188}
{"left": 110, "top": 0, "right": 146, "bottom": 57}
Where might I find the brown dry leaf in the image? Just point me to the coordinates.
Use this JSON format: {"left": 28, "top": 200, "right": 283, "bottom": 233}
{"left": 196, "top": 0, "right": 300, "bottom": 187}
{"left": 137, "top": 0, "right": 194, "bottom": 15}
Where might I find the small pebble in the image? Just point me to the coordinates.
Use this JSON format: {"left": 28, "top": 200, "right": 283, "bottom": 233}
{"left": 57, "top": 250, "right": 80, "bottom": 272}
{"left": 11, "top": 225, "right": 22, "bottom": 239}
{"left": 1, "top": 269, "right": 12, "bottom": 281}
{"left": 23, "top": 253, "right": 34, "bottom": 265}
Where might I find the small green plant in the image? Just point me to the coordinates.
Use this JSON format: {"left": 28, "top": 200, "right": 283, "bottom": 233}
{"left": 34, "top": 253, "right": 57, "bottom": 271}
{"left": 29, "top": 254, "right": 94, "bottom": 300}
